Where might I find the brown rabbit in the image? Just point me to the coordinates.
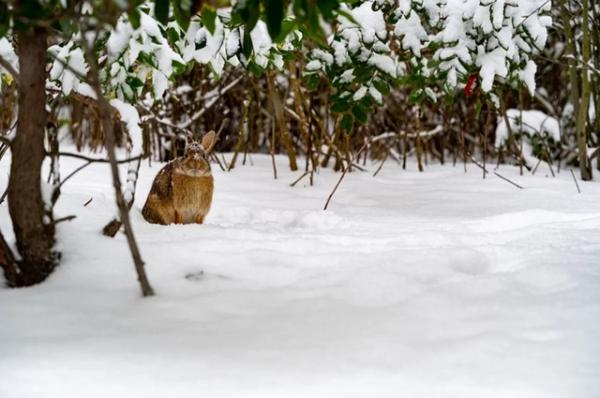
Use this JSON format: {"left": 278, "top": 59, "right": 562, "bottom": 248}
{"left": 142, "top": 131, "right": 216, "bottom": 225}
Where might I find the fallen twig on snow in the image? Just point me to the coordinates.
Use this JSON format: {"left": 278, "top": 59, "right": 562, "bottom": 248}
{"left": 570, "top": 169, "right": 581, "bottom": 193}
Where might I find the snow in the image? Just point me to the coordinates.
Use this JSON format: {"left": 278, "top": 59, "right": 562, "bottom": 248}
{"left": 337, "top": 68, "right": 354, "bottom": 84}
{"left": 109, "top": 99, "right": 143, "bottom": 149}
{"left": 353, "top": 86, "right": 368, "bottom": 101}
{"left": 476, "top": 46, "right": 509, "bottom": 93}
{"left": 0, "top": 38, "right": 18, "bottom": 76}
{"left": 311, "top": 49, "right": 334, "bottom": 66}
{"left": 339, "top": 1, "right": 387, "bottom": 45}
{"left": 519, "top": 60, "right": 538, "bottom": 96}
{"left": 1, "top": 153, "right": 600, "bottom": 398}
{"left": 368, "top": 84, "right": 383, "bottom": 104}
{"left": 495, "top": 109, "right": 561, "bottom": 165}
{"left": 368, "top": 53, "right": 397, "bottom": 77}
{"left": 249, "top": 22, "right": 272, "bottom": 69}
{"left": 394, "top": 11, "right": 428, "bottom": 55}
{"left": 48, "top": 43, "right": 89, "bottom": 96}
{"left": 305, "top": 60, "right": 322, "bottom": 72}
{"left": 495, "top": 109, "right": 561, "bottom": 147}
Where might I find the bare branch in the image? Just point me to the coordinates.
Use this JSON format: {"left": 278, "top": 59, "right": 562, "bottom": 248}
{"left": 178, "top": 76, "right": 243, "bottom": 130}
{"left": 57, "top": 152, "right": 145, "bottom": 164}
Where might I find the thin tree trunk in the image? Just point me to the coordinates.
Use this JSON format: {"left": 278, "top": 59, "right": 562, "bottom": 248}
{"left": 415, "top": 107, "right": 424, "bottom": 172}
{"left": 559, "top": 0, "right": 580, "bottom": 120}
{"left": 266, "top": 71, "right": 298, "bottom": 171}
{"left": 7, "top": 27, "right": 58, "bottom": 286}
{"left": 576, "top": 0, "right": 593, "bottom": 180}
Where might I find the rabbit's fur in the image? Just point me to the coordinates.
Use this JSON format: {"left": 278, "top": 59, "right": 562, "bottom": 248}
{"left": 142, "top": 131, "right": 216, "bottom": 225}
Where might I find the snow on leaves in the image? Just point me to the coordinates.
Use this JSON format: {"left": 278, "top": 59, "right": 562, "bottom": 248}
{"left": 42, "top": 0, "right": 550, "bottom": 137}
{"left": 304, "top": 0, "right": 551, "bottom": 128}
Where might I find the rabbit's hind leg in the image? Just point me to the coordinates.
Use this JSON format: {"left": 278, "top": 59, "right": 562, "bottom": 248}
{"left": 195, "top": 214, "right": 204, "bottom": 224}
{"left": 143, "top": 199, "right": 168, "bottom": 225}
{"left": 174, "top": 210, "right": 183, "bottom": 224}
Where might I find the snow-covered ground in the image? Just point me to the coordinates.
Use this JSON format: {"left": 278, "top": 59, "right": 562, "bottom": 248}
{"left": 1, "top": 154, "right": 600, "bottom": 398}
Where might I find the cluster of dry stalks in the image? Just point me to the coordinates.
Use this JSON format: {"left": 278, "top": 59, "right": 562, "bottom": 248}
{"left": 0, "top": 26, "right": 597, "bottom": 184}
{"left": 41, "top": 64, "right": 579, "bottom": 180}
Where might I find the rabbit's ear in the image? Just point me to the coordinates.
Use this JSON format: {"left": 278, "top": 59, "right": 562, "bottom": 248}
{"left": 201, "top": 130, "right": 217, "bottom": 153}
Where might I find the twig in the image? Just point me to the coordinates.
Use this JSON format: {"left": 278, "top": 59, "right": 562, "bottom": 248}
{"left": 290, "top": 171, "right": 309, "bottom": 187}
{"left": 470, "top": 155, "right": 524, "bottom": 189}
{"left": 373, "top": 152, "right": 389, "bottom": 177}
{"left": 493, "top": 172, "right": 524, "bottom": 189}
{"left": 178, "top": 76, "right": 243, "bottom": 130}
{"left": 351, "top": 163, "right": 368, "bottom": 172}
{"left": 531, "top": 158, "right": 542, "bottom": 175}
{"left": 57, "top": 152, "right": 144, "bottom": 164}
{"left": 570, "top": 169, "right": 581, "bottom": 193}
{"left": 0, "top": 136, "right": 11, "bottom": 146}
{"left": 0, "top": 187, "right": 7, "bottom": 205}
{"left": 221, "top": 154, "right": 229, "bottom": 171}
{"left": 323, "top": 141, "right": 369, "bottom": 210}
{"left": 270, "top": 123, "right": 278, "bottom": 180}
{"left": 58, "top": 160, "right": 93, "bottom": 190}
{"left": 83, "top": 197, "right": 93, "bottom": 207}
{"left": 53, "top": 215, "right": 76, "bottom": 224}
{"left": 323, "top": 168, "right": 348, "bottom": 211}
{"left": 211, "top": 152, "right": 226, "bottom": 171}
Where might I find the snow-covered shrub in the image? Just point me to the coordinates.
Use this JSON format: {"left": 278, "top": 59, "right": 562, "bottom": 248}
{"left": 304, "top": 2, "right": 398, "bottom": 130}
{"left": 304, "top": 0, "right": 551, "bottom": 129}
{"left": 495, "top": 109, "right": 561, "bottom": 162}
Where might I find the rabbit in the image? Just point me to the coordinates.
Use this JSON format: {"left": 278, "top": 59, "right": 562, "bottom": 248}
{"left": 142, "top": 131, "right": 217, "bottom": 225}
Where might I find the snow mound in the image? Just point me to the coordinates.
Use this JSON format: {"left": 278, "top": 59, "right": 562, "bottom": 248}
{"left": 1, "top": 154, "right": 599, "bottom": 398}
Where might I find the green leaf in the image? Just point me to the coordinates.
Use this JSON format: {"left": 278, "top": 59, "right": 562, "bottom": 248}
{"left": 126, "top": 75, "right": 145, "bottom": 89}
{"left": 317, "top": 0, "right": 339, "bottom": 19}
{"left": 294, "top": 0, "right": 325, "bottom": 43}
{"left": 154, "top": 0, "right": 170, "bottom": 25}
{"left": 331, "top": 99, "right": 351, "bottom": 113}
{"left": 277, "top": 18, "right": 297, "bottom": 43}
{"left": 247, "top": 61, "right": 265, "bottom": 76}
{"left": 128, "top": 8, "right": 141, "bottom": 29}
{"left": 372, "top": 78, "right": 390, "bottom": 95}
{"left": 340, "top": 113, "right": 354, "bottom": 131}
{"left": 409, "top": 89, "right": 424, "bottom": 105}
{"left": 235, "top": 0, "right": 259, "bottom": 32}
{"left": 167, "top": 26, "right": 180, "bottom": 43}
{"left": 475, "top": 98, "right": 482, "bottom": 118}
{"left": 172, "top": 0, "right": 190, "bottom": 31}
{"left": 200, "top": 5, "right": 217, "bottom": 34}
{"left": 172, "top": 60, "right": 188, "bottom": 75}
{"left": 242, "top": 29, "right": 253, "bottom": 58}
{"left": 0, "top": 2, "right": 9, "bottom": 38}
{"left": 265, "top": 0, "right": 284, "bottom": 40}
{"left": 351, "top": 105, "right": 368, "bottom": 124}
{"left": 303, "top": 73, "right": 320, "bottom": 91}
{"left": 17, "top": 0, "right": 48, "bottom": 21}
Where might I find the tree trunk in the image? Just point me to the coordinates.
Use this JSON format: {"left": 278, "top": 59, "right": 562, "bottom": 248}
{"left": 7, "top": 27, "right": 57, "bottom": 286}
